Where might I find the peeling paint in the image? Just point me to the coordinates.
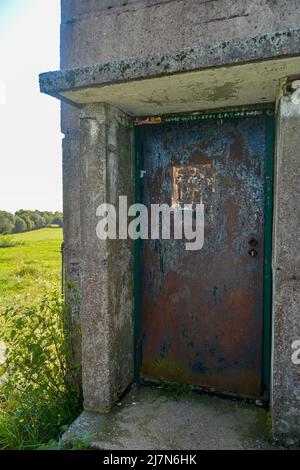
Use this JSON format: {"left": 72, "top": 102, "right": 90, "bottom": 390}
{"left": 139, "top": 114, "right": 267, "bottom": 398}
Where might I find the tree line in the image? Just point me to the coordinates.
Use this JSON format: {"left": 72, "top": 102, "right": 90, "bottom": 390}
{"left": 0, "top": 210, "right": 63, "bottom": 234}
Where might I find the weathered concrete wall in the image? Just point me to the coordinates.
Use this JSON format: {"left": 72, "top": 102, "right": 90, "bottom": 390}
{"left": 79, "top": 104, "right": 134, "bottom": 411}
{"left": 59, "top": 0, "right": 300, "bottom": 132}
{"left": 272, "top": 91, "right": 300, "bottom": 441}
{"left": 62, "top": 128, "right": 82, "bottom": 388}
{"left": 60, "top": 0, "right": 300, "bottom": 69}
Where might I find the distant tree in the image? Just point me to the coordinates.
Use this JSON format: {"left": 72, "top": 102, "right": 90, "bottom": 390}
{"left": 23, "top": 215, "right": 35, "bottom": 231}
{"left": 30, "top": 212, "right": 46, "bottom": 229}
{"left": 15, "top": 210, "right": 34, "bottom": 231}
{"left": 0, "top": 211, "right": 15, "bottom": 234}
{"left": 0, "top": 209, "right": 63, "bottom": 234}
{"left": 15, "top": 210, "right": 47, "bottom": 230}
{"left": 14, "top": 215, "right": 27, "bottom": 233}
{"left": 52, "top": 213, "right": 63, "bottom": 227}
{"left": 41, "top": 211, "right": 53, "bottom": 226}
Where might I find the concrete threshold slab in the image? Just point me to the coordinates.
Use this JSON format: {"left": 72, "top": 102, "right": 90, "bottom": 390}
{"left": 62, "top": 384, "right": 278, "bottom": 450}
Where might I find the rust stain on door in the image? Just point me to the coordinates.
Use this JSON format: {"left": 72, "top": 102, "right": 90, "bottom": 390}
{"left": 171, "top": 164, "right": 216, "bottom": 207}
{"left": 139, "top": 116, "right": 267, "bottom": 398}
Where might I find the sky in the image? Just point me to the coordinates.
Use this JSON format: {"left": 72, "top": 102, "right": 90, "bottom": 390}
{"left": 0, "top": 0, "right": 62, "bottom": 213}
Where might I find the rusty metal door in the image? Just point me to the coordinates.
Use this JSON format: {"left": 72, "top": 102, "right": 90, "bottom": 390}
{"left": 137, "top": 112, "right": 272, "bottom": 398}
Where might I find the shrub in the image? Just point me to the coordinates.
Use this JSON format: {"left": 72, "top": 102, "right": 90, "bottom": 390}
{"left": 0, "top": 290, "right": 82, "bottom": 449}
{"left": 0, "top": 235, "right": 24, "bottom": 249}
{"left": 15, "top": 265, "right": 40, "bottom": 278}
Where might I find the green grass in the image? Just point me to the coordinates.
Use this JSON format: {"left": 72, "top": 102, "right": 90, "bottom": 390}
{"left": 0, "top": 228, "right": 62, "bottom": 313}
{"left": 0, "top": 228, "right": 81, "bottom": 450}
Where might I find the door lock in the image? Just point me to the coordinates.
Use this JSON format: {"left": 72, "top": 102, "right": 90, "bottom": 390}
{"left": 248, "top": 249, "right": 258, "bottom": 257}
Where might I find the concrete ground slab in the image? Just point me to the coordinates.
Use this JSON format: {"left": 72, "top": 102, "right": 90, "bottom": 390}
{"left": 62, "top": 384, "right": 278, "bottom": 450}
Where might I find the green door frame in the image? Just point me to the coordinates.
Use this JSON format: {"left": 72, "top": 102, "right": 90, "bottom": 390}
{"left": 134, "top": 105, "right": 275, "bottom": 400}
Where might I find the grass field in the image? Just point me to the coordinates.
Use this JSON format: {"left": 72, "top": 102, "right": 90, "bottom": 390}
{"left": 0, "top": 228, "right": 63, "bottom": 313}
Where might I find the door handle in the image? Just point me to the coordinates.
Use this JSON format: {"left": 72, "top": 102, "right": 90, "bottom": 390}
{"left": 248, "top": 238, "right": 258, "bottom": 247}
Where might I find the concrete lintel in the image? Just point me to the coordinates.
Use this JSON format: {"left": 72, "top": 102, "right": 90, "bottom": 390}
{"left": 40, "top": 29, "right": 300, "bottom": 105}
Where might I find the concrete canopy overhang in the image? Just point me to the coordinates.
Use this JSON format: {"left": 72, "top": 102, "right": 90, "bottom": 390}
{"left": 39, "top": 29, "right": 300, "bottom": 116}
